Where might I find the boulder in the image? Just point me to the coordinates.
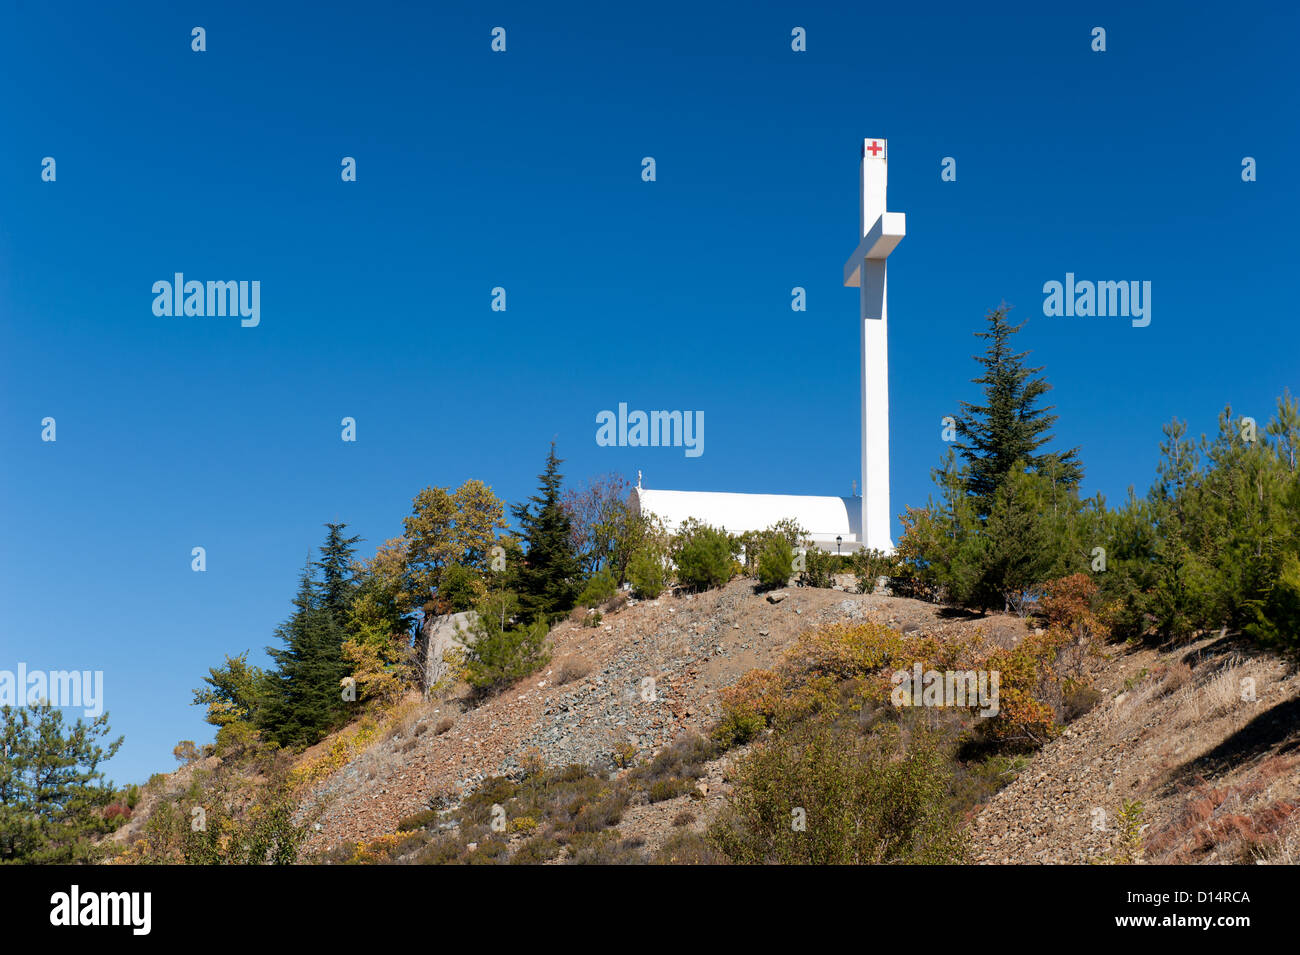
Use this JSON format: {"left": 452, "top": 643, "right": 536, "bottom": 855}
{"left": 418, "top": 611, "right": 478, "bottom": 689}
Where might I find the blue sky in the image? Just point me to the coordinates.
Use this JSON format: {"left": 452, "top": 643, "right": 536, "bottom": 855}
{"left": 2, "top": 0, "right": 1296, "bottom": 783}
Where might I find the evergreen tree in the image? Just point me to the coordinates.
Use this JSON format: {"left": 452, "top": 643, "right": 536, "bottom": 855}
{"left": 314, "top": 522, "right": 362, "bottom": 624}
{"left": 193, "top": 651, "right": 267, "bottom": 728}
{"left": 1134, "top": 405, "right": 1300, "bottom": 639}
{"left": 953, "top": 307, "right": 1081, "bottom": 514}
{"left": 511, "top": 443, "right": 581, "bottom": 621}
{"left": 981, "top": 462, "right": 1083, "bottom": 606}
{"left": 258, "top": 560, "right": 351, "bottom": 748}
{"left": 462, "top": 589, "right": 552, "bottom": 695}
{"left": 900, "top": 310, "right": 1094, "bottom": 610}
{"left": 899, "top": 450, "right": 988, "bottom": 606}
{"left": 1265, "top": 387, "right": 1300, "bottom": 472}
{"left": 0, "top": 706, "right": 122, "bottom": 863}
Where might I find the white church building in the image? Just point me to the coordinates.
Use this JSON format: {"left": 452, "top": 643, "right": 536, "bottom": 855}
{"left": 629, "top": 137, "right": 906, "bottom": 554}
{"left": 629, "top": 485, "right": 862, "bottom": 551}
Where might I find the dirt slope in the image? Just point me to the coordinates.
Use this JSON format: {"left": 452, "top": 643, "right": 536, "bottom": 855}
{"left": 290, "top": 580, "right": 1300, "bottom": 863}
{"left": 972, "top": 633, "right": 1300, "bottom": 864}
{"left": 300, "top": 578, "right": 1016, "bottom": 856}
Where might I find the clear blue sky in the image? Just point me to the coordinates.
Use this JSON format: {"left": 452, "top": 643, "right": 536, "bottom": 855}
{"left": 2, "top": 1, "right": 1296, "bottom": 783}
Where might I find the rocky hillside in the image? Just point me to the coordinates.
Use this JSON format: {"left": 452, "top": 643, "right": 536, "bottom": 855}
{"left": 299, "top": 578, "right": 940, "bottom": 854}
{"left": 972, "top": 630, "right": 1300, "bottom": 863}
{"left": 294, "top": 579, "right": 1015, "bottom": 860}
{"left": 126, "top": 577, "right": 1297, "bottom": 864}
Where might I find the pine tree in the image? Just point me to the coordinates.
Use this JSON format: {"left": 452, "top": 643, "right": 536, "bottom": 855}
{"left": 1266, "top": 387, "right": 1300, "bottom": 472}
{"left": 0, "top": 706, "right": 122, "bottom": 863}
{"left": 314, "top": 522, "right": 361, "bottom": 624}
{"left": 953, "top": 307, "right": 1081, "bottom": 514}
{"left": 259, "top": 560, "right": 351, "bottom": 748}
{"left": 511, "top": 443, "right": 581, "bottom": 621}
{"left": 462, "top": 589, "right": 552, "bottom": 695}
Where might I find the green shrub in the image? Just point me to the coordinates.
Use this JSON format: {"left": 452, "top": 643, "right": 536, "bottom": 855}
{"left": 577, "top": 569, "right": 618, "bottom": 608}
{"left": 414, "top": 832, "right": 471, "bottom": 865}
{"left": 463, "top": 591, "right": 552, "bottom": 695}
{"left": 464, "top": 835, "right": 510, "bottom": 865}
{"left": 461, "top": 776, "right": 519, "bottom": 824}
{"left": 133, "top": 775, "right": 304, "bottom": 865}
{"left": 738, "top": 519, "right": 806, "bottom": 574}
{"left": 651, "top": 829, "right": 730, "bottom": 864}
{"left": 612, "top": 741, "right": 636, "bottom": 768}
{"left": 948, "top": 753, "right": 1030, "bottom": 810}
{"left": 213, "top": 720, "right": 262, "bottom": 760}
{"left": 798, "top": 546, "right": 837, "bottom": 589}
{"left": 1111, "top": 799, "right": 1146, "bottom": 864}
{"left": 397, "top": 809, "right": 440, "bottom": 832}
{"left": 672, "top": 519, "right": 734, "bottom": 591}
{"left": 632, "top": 733, "right": 717, "bottom": 787}
{"left": 708, "top": 719, "right": 966, "bottom": 865}
{"left": 758, "top": 536, "right": 794, "bottom": 589}
{"left": 565, "top": 829, "right": 643, "bottom": 864}
{"left": 1244, "top": 551, "right": 1300, "bottom": 649}
{"left": 852, "top": 548, "right": 901, "bottom": 593}
{"left": 711, "top": 707, "right": 767, "bottom": 749}
{"left": 628, "top": 549, "right": 668, "bottom": 599}
{"left": 510, "top": 835, "right": 561, "bottom": 864}
{"left": 571, "top": 789, "right": 629, "bottom": 832}
{"left": 648, "top": 777, "right": 697, "bottom": 803}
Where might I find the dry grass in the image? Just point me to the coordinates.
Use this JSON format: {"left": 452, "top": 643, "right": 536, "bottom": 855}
{"left": 601, "top": 593, "right": 630, "bottom": 614}
{"left": 1199, "top": 656, "right": 1250, "bottom": 716}
{"left": 378, "top": 693, "right": 426, "bottom": 742}
{"left": 1107, "top": 652, "right": 1277, "bottom": 740}
{"left": 1147, "top": 755, "right": 1300, "bottom": 863}
{"left": 1169, "top": 655, "right": 1274, "bottom": 730}
{"left": 554, "top": 655, "right": 593, "bottom": 686}
{"left": 1260, "top": 812, "right": 1300, "bottom": 864}
{"left": 1155, "top": 661, "right": 1193, "bottom": 697}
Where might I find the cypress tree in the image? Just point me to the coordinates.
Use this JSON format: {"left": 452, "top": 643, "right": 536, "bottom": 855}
{"left": 953, "top": 307, "right": 1081, "bottom": 515}
{"left": 511, "top": 443, "right": 581, "bottom": 622}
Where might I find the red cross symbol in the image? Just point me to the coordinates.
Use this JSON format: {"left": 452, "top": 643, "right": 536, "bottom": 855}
{"left": 865, "top": 140, "right": 883, "bottom": 157}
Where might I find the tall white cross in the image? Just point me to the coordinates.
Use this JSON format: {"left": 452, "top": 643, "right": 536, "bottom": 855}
{"left": 843, "top": 138, "right": 905, "bottom": 553}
